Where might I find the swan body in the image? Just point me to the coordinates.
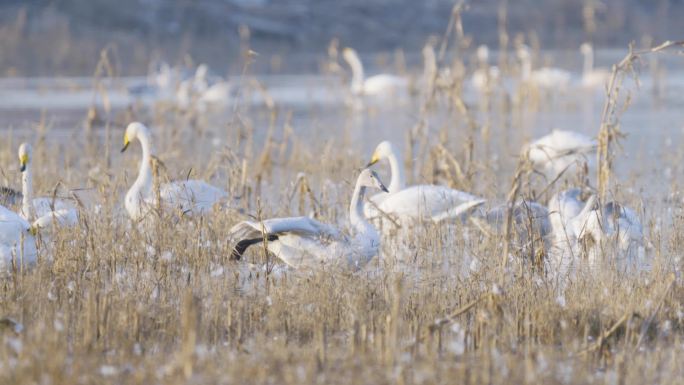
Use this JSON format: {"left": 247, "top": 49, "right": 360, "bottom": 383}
{"left": 229, "top": 169, "right": 388, "bottom": 270}
{"left": 518, "top": 46, "right": 571, "bottom": 89}
{"left": 580, "top": 43, "right": 610, "bottom": 89}
{"left": 342, "top": 48, "right": 408, "bottom": 98}
{"left": 121, "top": 122, "right": 227, "bottom": 222}
{"left": 366, "top": 185, "right": 485, "bottom": 224}
{"left": 198, "top": 82, "right": 233, "bottom": 105}
{"left": 0, "top": 204, "right": 37, "bottom": 274}
{"left": 525, "top": 130, "right": 597, "bottom": 177}
{"left": 364, "top": 141, "right": 485, "bottom": 228}
{"left": 18, "top": 143, "right": 79, "bottom": 231}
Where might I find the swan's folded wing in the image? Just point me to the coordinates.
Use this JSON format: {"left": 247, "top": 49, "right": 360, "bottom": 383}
{"left": 160, "top": 180, "right": 227, "bottom": 214}
{"left": 376, "top": 185, "right": 485, "bottom": 222}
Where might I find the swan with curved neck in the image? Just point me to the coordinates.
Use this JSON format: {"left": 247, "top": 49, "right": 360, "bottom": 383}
{"left": 365, "top": 141, "right": 485, "bottom": 228}
{"left": 580, "top": 42, "right": 610, "bottom": 88}
{"left": 228, "top": 169, "right": 388, "bottom": 270}
{"left": 341, "top": 47, "right": 408, "bottom": 98}
{"left": 18, "top": 143, "right": 78, "bottom": 230}
{"left": 121, "top": 122, "right": 227, "bottom": 222}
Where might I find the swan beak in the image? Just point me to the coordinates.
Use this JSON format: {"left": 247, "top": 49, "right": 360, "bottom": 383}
{"left": 19, "top": 154, "right": 28, "bottom": 172}
{"left": 121, "top": 135, "right": 130, "bottom": 153}
{"left": 365, "top": 153, "right": 379, "bottom": 168}
{"left": 28, "top": 225, "right": 38, "bottom": 237}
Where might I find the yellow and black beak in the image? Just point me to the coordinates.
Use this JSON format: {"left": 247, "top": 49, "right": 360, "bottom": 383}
{"left": 121, "top": 134, "right": 130, "bottom": 153}
{"left": 365, "top": 153, "right": 379, "bottom": 168}
{"left": 19, "top": 154, "right": 28, "bottom": 172}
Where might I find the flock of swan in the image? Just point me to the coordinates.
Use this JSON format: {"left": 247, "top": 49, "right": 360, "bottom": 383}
{"left": 134, "top": 41, "right": 608, "bottom": 111}
{"left": 0, "top": 117, "right": 644, "bottom": 278}
{"left": 0, "top": 43, "right": 641, "bottom": 277}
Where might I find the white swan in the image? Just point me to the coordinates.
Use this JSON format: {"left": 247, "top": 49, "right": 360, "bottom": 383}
{"left": 121, "top": 122, "right": 228, "bottom": 222}
{"left": 342, "top": 48, "right": 409, "bottom": 98}
{"left": 580, "top": 43, "right": 610, "bottom": 89}
{"left": 18, "top": 143, "right": 79, "bottom": 231}
{"left": 228, "top": 169, "right": 388, "bottom": 270}
{"left": 517, "top": 46, "right": 571, "bottom": 89}
{"left": 547, "top": 189, "right": 644, "bottom": 269}
{"left": 571, "top": 196, "right": 644, "bottom": 265}
{"left": 0, "top": 204, "right": 37, "bottom": 274}
{"left": 364, "top": 141, "right": 485, "bottom": 228}
{"left": 471, "top": 45, "right": 501, "bottom": 91}
{"left": 525, "top": 129, "right": 597, "bottom": 178}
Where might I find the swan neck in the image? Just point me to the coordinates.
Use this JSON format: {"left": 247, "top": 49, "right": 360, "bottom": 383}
{"left": 129, "top": 131, "right": 154, "bottom": 203}
{"left": 578, "top": 195, "right": 597, "bottom": 219}
{"left": 349, "top": 182, "right": 372, "bottom": 234}
{"left": 346, "top": 51, "right": 365, "bottom": 93}
{"left": 386, "top": 149, "right": 405, "bottom": 193}
{"left": 21, "top": 167, "right": 33, "bottom": 220}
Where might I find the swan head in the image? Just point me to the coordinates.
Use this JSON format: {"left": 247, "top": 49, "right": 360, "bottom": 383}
{"left": 121, "top": 122, "right": 149, "bottom": 153}
{"left": 342, "top": 47, "right": 359, "bottom": 65}
{"left": 18, "top": 143, "right": 32, "bottom": 172}
{"left": 476, "top": 45, "right": 490, "bottom": 62}
{"left": 358, "top": 169, "right": 388, "bottom": 193}
{"left": 580, "top": 42, "right": 593, "bottom": 55}
{"left": 516, "top": 45, "right": 531, "bottom": 61}
{"left": 366, "top": 141, "right": 395, "bottom": 167}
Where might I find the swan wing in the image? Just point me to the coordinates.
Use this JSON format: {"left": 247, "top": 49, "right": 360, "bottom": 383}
{"left": 228, "top": 216, "right": 342, "bottom": 264}
{"left": 373, "top": 185, "right": 485, "bottom": 222}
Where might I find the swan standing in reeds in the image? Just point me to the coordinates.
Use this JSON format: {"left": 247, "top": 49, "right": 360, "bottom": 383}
{"left": 525, "top": 129, "right": 597, "bottom": 178}
{"left": 229, "top": 169, "right": 388, "bottom": 270}
{"left": 547, "top": 189, "right": 645, "bottom": 270}
{"left": 471, "top": 45, "right": 501, "bottom": 91}
{"left": 364, "top": 141, "right": 485, "bottom": 229}
{"left": 342, "top": 47, "right": 409, "bottom": 98}
{"left": 517, "top": 46, "right": 571, "bottom": 89}
{"left": 580, "top": 42, "right": 610, "bottom": 88}
{"left": 121, "top": 122, "right": 227, "bottom": 222}
{"left": 18, "top": 143, "right": 78, "bottom": 231}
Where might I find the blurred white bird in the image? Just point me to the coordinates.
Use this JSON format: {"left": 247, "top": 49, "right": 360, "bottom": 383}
{"left": 342, "top": 48, "right": 409, "bottom": 98}
{"left": 580, "top": 42, "right": 611, "bottom": 89}
{"left": 525, "top": 129, "right": 597, "bottom": 178}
